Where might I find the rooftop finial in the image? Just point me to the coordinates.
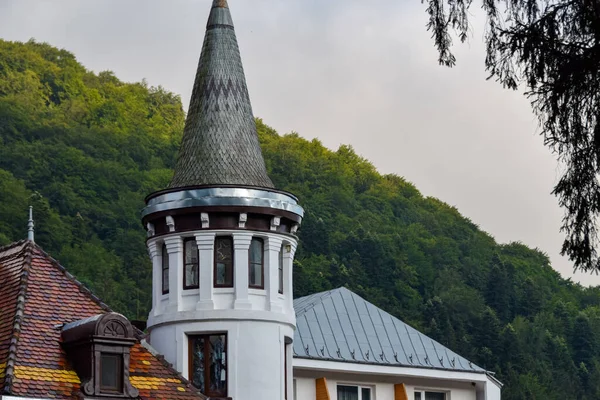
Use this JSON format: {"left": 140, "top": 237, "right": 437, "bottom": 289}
{"left": 212, "top": 0, "right": 228, "bottom": 8}
{"left": 27, "top": 206, "right": 34, "bottom": 242}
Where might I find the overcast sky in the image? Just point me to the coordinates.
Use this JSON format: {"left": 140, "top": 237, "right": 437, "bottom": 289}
{"left": 1, "top": 0, "right": 596, "bottom": 285}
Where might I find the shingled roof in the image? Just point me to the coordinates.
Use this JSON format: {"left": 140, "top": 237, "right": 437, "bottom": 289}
{"left": 293, "top": 287, "right": 485, "bottom": 373}
{"left": 0, "top": 241, "right": 205, "bottom": 399}
{"left": 169, "top": 0, "right": 274, "bottom": 190}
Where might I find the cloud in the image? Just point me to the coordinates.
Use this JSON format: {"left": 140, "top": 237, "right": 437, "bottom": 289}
{"left": 0, "top": 0, "right": 593, "bottom": 284}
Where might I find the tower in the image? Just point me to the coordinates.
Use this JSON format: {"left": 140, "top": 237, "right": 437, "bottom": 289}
{"left": 142, "top": 1, "right": 303, "bottom": 399}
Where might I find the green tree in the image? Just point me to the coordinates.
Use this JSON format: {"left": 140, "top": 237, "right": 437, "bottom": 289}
{"left": 422, "top": 0, "right": 600, "bottom": 273}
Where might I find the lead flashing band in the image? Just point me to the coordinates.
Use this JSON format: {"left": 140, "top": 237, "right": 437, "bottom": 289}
{"left": 142, "top": 187, "right": 304, "bottom": 219}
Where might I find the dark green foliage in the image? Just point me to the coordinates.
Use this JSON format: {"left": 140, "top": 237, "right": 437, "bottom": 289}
{"left": 423, "top": 0, "right": 600, "bottom": 274}
{"left": 2, "top": 39, "right": 600, "bottom": 397}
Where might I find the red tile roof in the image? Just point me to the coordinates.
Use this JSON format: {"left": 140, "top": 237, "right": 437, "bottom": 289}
{"left": 0, "top": 241, "right": 205, "bottom": 399}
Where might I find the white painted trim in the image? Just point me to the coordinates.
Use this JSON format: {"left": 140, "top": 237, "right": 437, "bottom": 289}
{"left": 2, "top": 396, "right": 53, "bottom": 400}
{"left": 293, "top": 358, "right": 490, "bottom": 384}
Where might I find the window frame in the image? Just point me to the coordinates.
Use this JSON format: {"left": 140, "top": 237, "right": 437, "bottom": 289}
{"left": 278, "top": 244, "right": 284, "bottom": 294}
{"left": 162, "top": 243, "right": 169, "bottom": 295}
{"left": 214, "top": 236, "right": 234, "bottom": 288}
{"left": 99, "top": 352, "right": 124, "bottom": 394}
{"left": 248, "top": 237, "right": 265, "bottom": 289}
{"left": 183, "top": 238, "right": 200, "bottom": 290}
{"left": 414, "top": 390, "right": 447, "bottom": 400}
{"left": 336, "top": 384, "right": 373, "bottom": 400}
{"left": 188, "top": 333, "right": 228, "bottom": 398}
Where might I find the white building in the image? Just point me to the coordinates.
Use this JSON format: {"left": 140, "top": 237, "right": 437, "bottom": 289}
{"left": 140, "top": 1, "right": 503, "bottom": 400}
{"left": 292, "top": 288, "right": 502, "bottom": 400}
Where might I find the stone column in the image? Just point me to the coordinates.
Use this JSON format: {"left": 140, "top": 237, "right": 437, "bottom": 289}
{"left": 164, "top": 236, "right": 183, "bottom": 313}
{"left": 282, "top": 240, "right": 297, "bottom": 313}
{"left": 147, "top": 241, "right": 162, "bottom": 317}
{"left": 265, "top": 236, "right": 283, "bottom": 313}
{"left": 195, "top": 232, "right": 216, "bottom": 310}
{"left": 233, "top": 232, "right": 253, "bottom": 310}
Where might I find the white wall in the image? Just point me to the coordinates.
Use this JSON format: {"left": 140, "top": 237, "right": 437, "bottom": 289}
{"left": 147, "top": 229, "right": 298, "bottom": 400}
{"left": 293, "top": 368, "right": 494, "bottom": 400}
{"left": 151, "top": 319, "right": 294, "bottom": 400}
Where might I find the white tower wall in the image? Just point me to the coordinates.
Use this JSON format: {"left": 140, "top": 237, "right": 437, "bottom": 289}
{"left": 147, "top": 229, "right": 298, "bottom": 400}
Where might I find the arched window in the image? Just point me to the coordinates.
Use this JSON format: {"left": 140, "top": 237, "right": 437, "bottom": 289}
{"left": 214, "top": 236, "right": 234, "bottom": 287}
{"left": 249, "top": 238, "right": 264, "bottom": 289}
{"left": 162, "top": 243, "right": 169, "bottom": 294}
{"left": 278, "top": 244, "right": 284, "bottom": 294}
{"left": 184, "top": 238, "right": 199, "bottom": 289}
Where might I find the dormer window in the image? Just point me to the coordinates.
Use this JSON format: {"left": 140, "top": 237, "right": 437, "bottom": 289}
{"left": 249, "top": 238, "right": 264, "bottom": 289}
{"left": 61, "top": 313, "right": 139, "bottom": 398}
{"left": 101, "top": 353, "right": 123, "bottom": 393}
{"left": 184, "top": 238, "right": 199, "bottom": 289}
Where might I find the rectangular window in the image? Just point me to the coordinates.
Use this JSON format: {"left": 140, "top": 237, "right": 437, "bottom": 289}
{"left": 214, "top": 237, "right": 234, "bottom": 287}
{"left": 189, "top": 334, "right": 227, "bottom": 397}
{"left": 278, "top": 244, "right": 284, "bottom": 294}
{"left": 337, "top": 385, "right": 372, "bottom": 400}
{"left": 100, "top": 353, "right": 123, "bottom": 393}
{"left": 249, "top": 238, "right": 264, "bottom": 289}
{"left": 414, "top": 391, "right": 446, "bottom": 400}
{"left": 162, "top": 243, "right": 169, "bottom": 294}
{"left": 184, "top": 238, "right": 199, "bottom": 289}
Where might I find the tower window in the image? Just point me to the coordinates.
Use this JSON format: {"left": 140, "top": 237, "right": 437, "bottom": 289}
{"left": 189, "top": 333, "right": 227, "bottom": 397}
{"left": 214, "top": 236, "right": 234, "bottom": 287}
{"left": 162, "top": 243, "right": 169, "bottom": 294}
{"left": 184, "top": 238, "right": 199, "bottom": 289}
{"left": 278, "top": 244, "right": 284, "bottom": 294}
{"left": 249, "top": 238, "right": 264, "bottom": 289}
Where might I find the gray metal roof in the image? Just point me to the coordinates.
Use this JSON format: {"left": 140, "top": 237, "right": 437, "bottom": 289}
{"left": 293, "top": 287, "right": 485, "bottom": 373}
{"left": 169, "top": 0, "right": 274, "bottom": 190}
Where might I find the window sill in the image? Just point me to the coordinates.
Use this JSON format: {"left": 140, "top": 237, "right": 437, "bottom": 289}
{"left": 248, "top": 288, "right": 267, "bottom": 296}
{"left": 214, "top": 288, "right": 235, "bottom": 294}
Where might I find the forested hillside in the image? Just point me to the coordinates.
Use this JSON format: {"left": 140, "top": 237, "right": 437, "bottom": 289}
{"left": 2, "top": 39, "right": 600, "bottom": 399}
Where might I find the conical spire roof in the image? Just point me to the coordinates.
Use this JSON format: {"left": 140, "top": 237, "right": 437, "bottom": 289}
{"left": 169, "top": 0, "right": 274, "bottom": 189}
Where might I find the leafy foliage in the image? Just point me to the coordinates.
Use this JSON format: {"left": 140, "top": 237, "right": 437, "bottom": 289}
{"left": 422, "top": 0, "right": 600, "bottom": 273}
{"left": 2, "top": 39, "right": 600, "bottom": 398}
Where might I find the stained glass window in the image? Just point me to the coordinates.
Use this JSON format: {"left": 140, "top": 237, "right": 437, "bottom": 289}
{"left": 184, "top": 238, "right": 199, "bottom": 289}
{"left": 249, "top": 238, "right": 264, "bottom": 288}
{"left": 162, "top": 243, "right": 169, "bottom": 294}
{"left": 189, "top": 334, "right": 227, "bottom": 397}
{"left": 214, "top": 237, "right": 233, "bottom": 287}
